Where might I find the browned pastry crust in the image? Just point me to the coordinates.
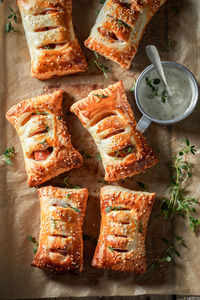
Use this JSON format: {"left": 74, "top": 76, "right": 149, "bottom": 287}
{"left": 92, "top": 185, "right": 155, "bottom": 273}
{"left": 17, "top": 0, "right": 88, "bottom": 80}
{"left": 85, "top": 0, "right": 166, "bottom": 69}
{"left": 6, "top": 90, "right": 83, "bottom": 187}
{"left": 70, "top": 81, "right": 158, "bottom": 182}
{"left": 32, "top": 186, "right": 88, "bottom": 273}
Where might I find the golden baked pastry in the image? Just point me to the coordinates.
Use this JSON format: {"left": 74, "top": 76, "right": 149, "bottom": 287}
{"left": 85, "top": 0, "right": 166, "bottom": 69}
{"left": 17, "top": 0, "right": 88, "bottom": 80}
{"left": 6, "top": 90, "right": 83, "bottom": 187}
{"left": 32, "top": 186, "right": 88, "bottom": 273}
{"left": 70, "top": 81, "right": 158, "bottom": 182}
{"left": 92, "top": 185, "right": 155, "bottom": 273}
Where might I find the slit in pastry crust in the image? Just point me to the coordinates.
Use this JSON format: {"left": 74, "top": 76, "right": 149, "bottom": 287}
{"left": 92, "top": 185, "right": 155, "bottom": 273}
{"left": 70, "top": 80, "right": 158, "bottom": 182}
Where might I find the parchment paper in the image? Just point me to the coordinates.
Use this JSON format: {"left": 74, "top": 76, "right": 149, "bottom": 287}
{"left": 0, "top": 0, "right": 200, "bottom": 298}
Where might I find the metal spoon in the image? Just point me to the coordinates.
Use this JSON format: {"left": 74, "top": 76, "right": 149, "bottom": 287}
{"left": 146, "top": 45, "right": 172, "bottom": 96}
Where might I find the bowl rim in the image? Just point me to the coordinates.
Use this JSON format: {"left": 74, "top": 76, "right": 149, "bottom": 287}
{"left": 134, "top": 61, "right": 199, "bottom": 125}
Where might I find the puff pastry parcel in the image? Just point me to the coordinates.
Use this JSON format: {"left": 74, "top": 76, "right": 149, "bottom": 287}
{"left": 6, "top": 90, "right": 83, "bottom": 187}
{"left": 85, "top": 0, "right": 166, "bottom": 69}
{"left": 32, "top": 186, "right": 88, "bottom": 273}
{"left": 17, "top": 0, "right": 87, "bottom": 79}
{"left": 92, "top": 185, "right": 155, "bottom": 273}
{"left": 70, "top": 81, "right": 158, "bottom": 182}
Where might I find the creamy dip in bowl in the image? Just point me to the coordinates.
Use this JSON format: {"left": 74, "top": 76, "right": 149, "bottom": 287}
{"left": 134, "top": 62, "right": 199, "bottom": 133}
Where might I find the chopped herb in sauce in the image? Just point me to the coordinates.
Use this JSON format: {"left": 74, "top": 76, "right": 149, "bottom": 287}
{"left": 146, "top": 76, "right": 167, "bottom": 103}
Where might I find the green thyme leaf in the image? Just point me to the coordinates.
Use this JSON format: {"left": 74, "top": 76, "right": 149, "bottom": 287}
{"left": 117, "top": 19, "right": 130, "bottom": 29}
{"left": 161, "top": 90, "right": 167, "bottom": 103}
{"left": 95, "top": 9, "right": 100, "bottom": 15}
{"left": 137, "top": 181, "right": 148, "bottom": 190}
{"left": 34, "top": 104, "right": 47, "bottom": 115}
{"left": 39, "top": 139, "right": 47, "bottom": 145}
{"left": 133, "top": 218, "right": 143, "bottom": 234}
{"left": 172, "top": 6, "right": 179, "bottom": 14}
{"left": 165, "top": 256, "right": 172, "bottom": 262}
{"left": 43, "top": 45, "right": 54, "bottom": 50}
{"left": 107, "top": 245, "right": 114, "bottom": 253}
{"left": 105, "top": 206, "right": 122, "bottom": 213}
{"left": 83, "top": 233, "right": 92, "bottom": 240}
{"left": 46, "top": 125, "right": 49, "bottom": 131}
{"left": 27, "top": 234, "right": 38, "bottom": 254}
{"left": 99, "top": 0, "right": 106, "bottom": 3}
{"left": 93, "top": 94, "right": 108, "bottom": 99}
{"left": 96, "top": 153, "right": 102, "bottom": 162}
{"left": 162, "top": 38, "right": 171, "bottom": 52}
{"left": 2, "top": 147, "right": 16, "bottom": 165}
{"left": 153, "top": 78, "right": 161, "bottom": 85}
{"left": 73, "top": 186, "right": 81, "bottom": 189}
{"left": 105, "top": 206, "right": 112, "bottom": 213}
{"left": 81, "top": 150, "right": 92, "bottom": 159}
{"left": 63, "top": 176, "right": 70, "bottom": 187}
{"left": 97, "top": 179, "right": 108, "bottom": 184}
{"left": 61, "top": 203, "right": 80, "bottom": 213}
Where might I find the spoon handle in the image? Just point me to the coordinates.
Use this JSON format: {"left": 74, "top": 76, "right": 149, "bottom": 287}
{"left": 146, "top": 45, "right": 171, "bottom": 95}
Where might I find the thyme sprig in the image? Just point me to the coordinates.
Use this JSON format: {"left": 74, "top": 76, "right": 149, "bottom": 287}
{"left": 133, "top": 218, "right": 143, "bottom": 234}
{"left": 92, "top": 52, "right": 111, "bottom": 79}
{"left": 150, "top": 235, "right": 187, "bottom": 269}
{"left": 63, "top": 176, "right": 81, "bottom": 189}
{"left": 61, "top": 203, "right": 80, "bottom": 213}
{"left": 117, "top": 19, "right": 130, "bottom": 29}
{"left": 105, "top": 206, "right": 122, "bottom": 213}
{"left": 161, "top": 139, "right": 199, "bottom": 232}
{"left": 5, "top": 6, "right": 18, "bottom": 33}
{"left": 2, "top": 147, "right": 16, "bottom": 165}
{"left": 137, "top": 181, "right": 148, "bottom": 190}
{"left": 27, "top": 234, "right": 38, "bottom": 254}
{"left": 81, "top": 150, "right": 92, "bottom": 159}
